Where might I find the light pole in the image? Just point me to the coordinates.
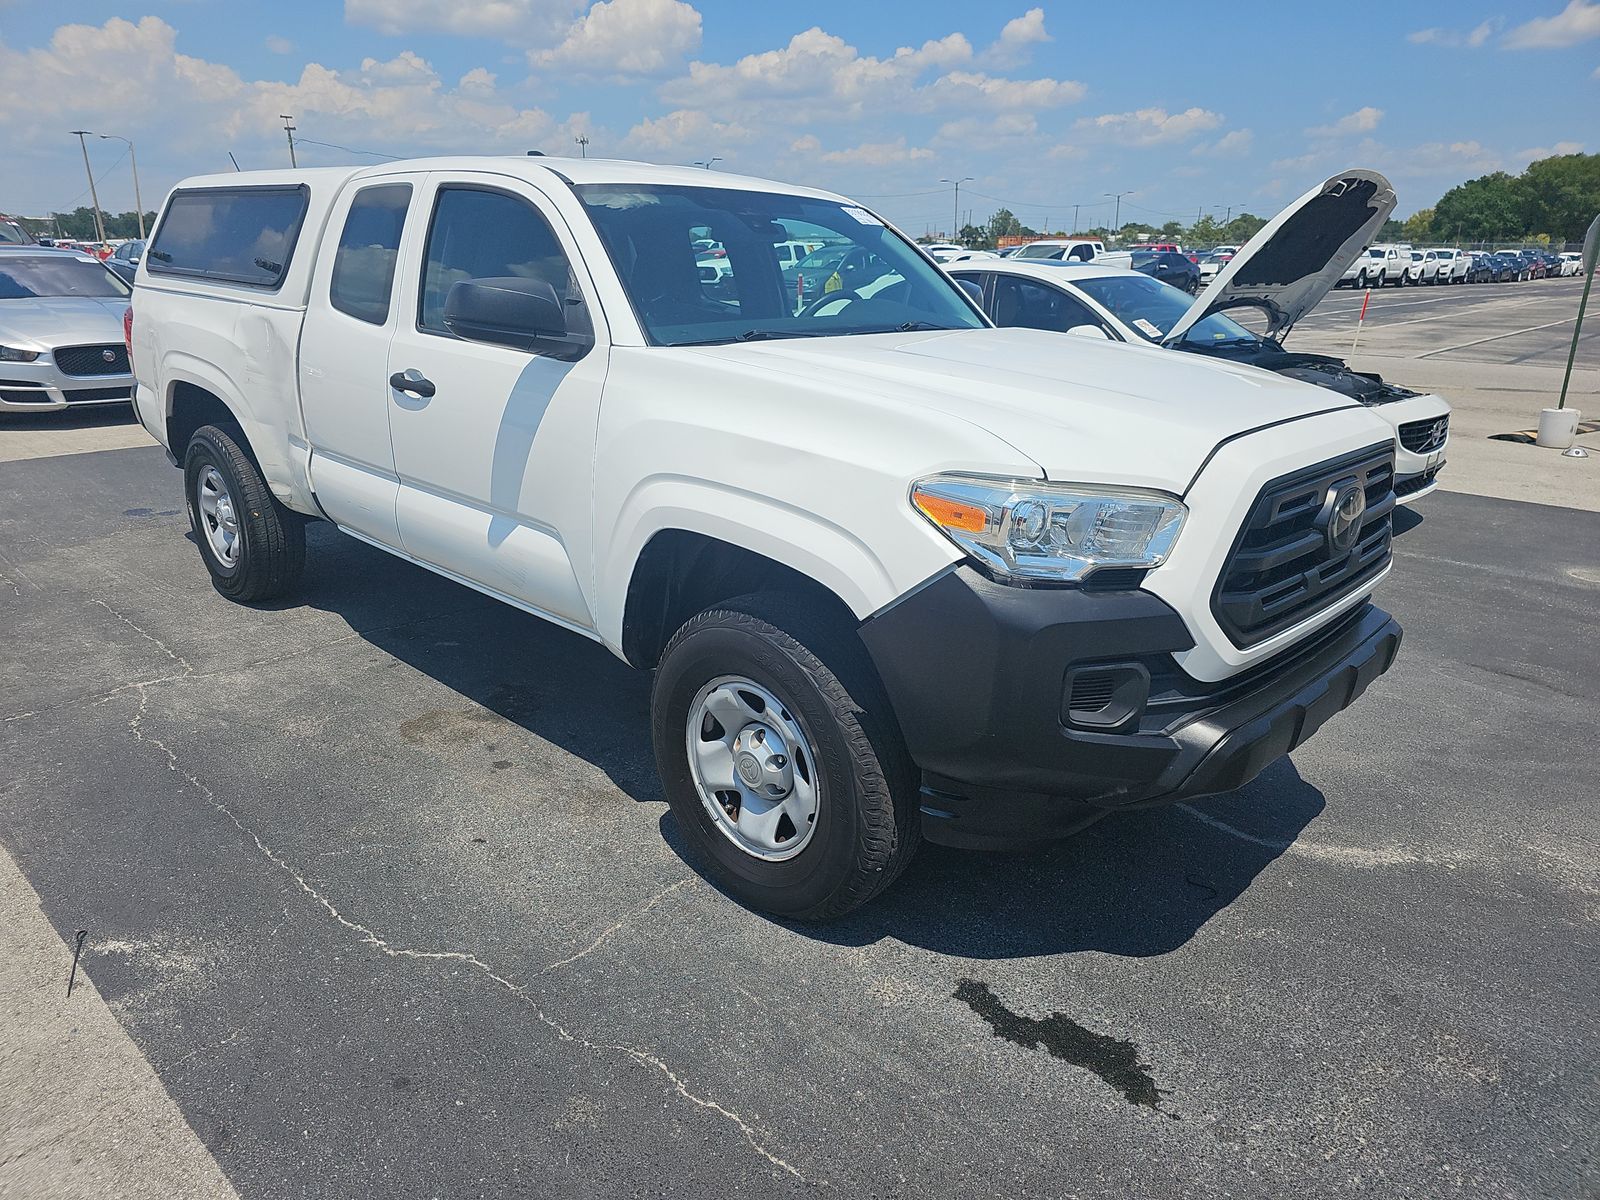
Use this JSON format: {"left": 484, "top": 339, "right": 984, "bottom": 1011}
{"left": 941, "top": 177, "right": 973, "bottom": 241}
{"left": 1072, "top": 202, "right": 1080, "bottom": 234}
{"left": 69, "top": 131, "right": 108, "bottom": 245}
{"left": 574, "top": 134, "right": 590, "bottom": 158}
{"left": 691, "top": 157, "right": 722, "bottom": 170}
{"left": 280, "top": 114, "right": 297, "bottom": 168}
{"left": 1104, "top": 190, "right": 1133, "bottom": 235}
{"left": 95, "top": 133, "right": 145, "bottom": 238}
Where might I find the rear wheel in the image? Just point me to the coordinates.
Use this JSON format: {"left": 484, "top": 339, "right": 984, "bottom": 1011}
{"left": 183, "top": 424, "right": 305, "bottom": 602}
{"left": 651, "top": 594, "right": 919, "bottom": 920}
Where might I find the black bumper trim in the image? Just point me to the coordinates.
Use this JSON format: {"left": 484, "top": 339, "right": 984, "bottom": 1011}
{"left": 858, "top": 566, "right": 1400, "bottom": 849}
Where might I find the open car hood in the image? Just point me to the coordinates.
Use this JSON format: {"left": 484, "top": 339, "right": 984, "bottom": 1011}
{"left": 1164, "top": 169, "right": 1397, "bottom": 346}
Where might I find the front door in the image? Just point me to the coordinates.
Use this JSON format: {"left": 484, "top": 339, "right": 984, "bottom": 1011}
{"left": 385, "top": 173, "right": 609, "bottom": 632}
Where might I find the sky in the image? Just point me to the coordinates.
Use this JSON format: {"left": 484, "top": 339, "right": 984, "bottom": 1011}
{"left": 0, "top": 0, "right": 1595, "bottom": 236}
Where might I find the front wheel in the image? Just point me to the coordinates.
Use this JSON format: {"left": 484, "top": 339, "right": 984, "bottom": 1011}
{"left": 651, "top": 594, "right": 919, "bottom": 920}
{"left": 183, "top": 424, "right": 305, "bottom": 602}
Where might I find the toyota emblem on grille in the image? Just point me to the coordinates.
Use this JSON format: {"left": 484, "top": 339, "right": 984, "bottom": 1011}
{"left": 1326, "top": 484, "right": 1367, "bottom": 555}
{"left": 101, "top": 348, "right": 117, "bottom": 363}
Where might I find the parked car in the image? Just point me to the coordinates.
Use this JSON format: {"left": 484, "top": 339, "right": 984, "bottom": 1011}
{"left": 941, "top": 249, "right": 1002, "bottom": 263}
{"left": 0, "top": 247, "right": 135, "bottom": 413}
{"left": 1459, "top": 252, "right": 1495, "bottom": 283}
{"left": 1482, "top": 252, "right": 1519, "bottom": 282}
{"left": 1131, "top": 249, "right": 1199, "bottom": 293}
{"left": 1129, "top": 242, "right": 1181, "bottom": 253}
{"left": 951, "top": 169, "right": 1452, "bottom": 504}
{"left": 1400, "top": 251, "right": 1429, "bottom": 285}
{"left": 1558, "top": 252, "right": 1583, "bottom": 277}
{"left": 1012, "top": 238, "right": 1106, "bottom": 262}
{"left": 1425, "top": 247, "right": 1467, "bottom": 283}
{"left": 1340, "top": 244, "right": 1404, "bottom": 288}
{"left": 1198, "top": 250, "right": 1237, "bottom": 287}
{"left": 920, "top": 242, "right": 966, "bottom": 262}
{"left": 0, "top": 216, "right": 38, "bottom": 246}
{"left": 130, "top": 158, "right": 1404, "bottom": 918}
{"left": 105, "top": 238, "right": 147, "bottom": 285}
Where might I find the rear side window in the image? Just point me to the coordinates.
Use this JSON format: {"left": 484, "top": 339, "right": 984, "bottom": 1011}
{"left": 147, "top": 186, "right": 309, "bottom": 289}
{"left": 329, "top": 184, "right": 411, "bottom": 324}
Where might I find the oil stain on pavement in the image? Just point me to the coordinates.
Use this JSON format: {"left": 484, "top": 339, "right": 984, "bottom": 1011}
{"left": 955, "top": 979, "right": 1173, "bottom": 1115}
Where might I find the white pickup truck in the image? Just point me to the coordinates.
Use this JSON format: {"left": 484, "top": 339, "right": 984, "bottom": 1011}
{"left": 128, "top": 157, "right": 1403, "bottom": 918}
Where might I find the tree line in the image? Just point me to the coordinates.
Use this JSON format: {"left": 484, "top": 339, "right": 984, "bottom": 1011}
{"left": 1406, "top": 152, "right": 1598, "bottom": 246}
{"left": 952, "top": 207, "right": 1270, "bottom": 250}
{"left": 17, "top": 207, "right": 157, "bottom": 241}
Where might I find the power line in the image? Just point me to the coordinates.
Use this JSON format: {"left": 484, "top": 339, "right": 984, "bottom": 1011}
{"left": 293, "top": 137, "right": 401, "bottom": 161}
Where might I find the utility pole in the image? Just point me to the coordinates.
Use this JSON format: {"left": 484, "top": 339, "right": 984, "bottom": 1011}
{"left": 574, "top": 134, "right": 590, "bottom": 158}
{"left": 69, "top": 130, "right": 108, "bottom": 245}
{"left": 96, "top": 134, "right": 145, "bottom": 238}
{"left": 280, "top": 114, "right": 297, "bottom": 168}
{"left": 1104, "top": 190, "right": 1133, "bottom": 236}
{"left": 1072, "top": 203, "right": 1080, "bottom": 234}
{"left": 941, "top": 177, "right": 973, "bottom": 241}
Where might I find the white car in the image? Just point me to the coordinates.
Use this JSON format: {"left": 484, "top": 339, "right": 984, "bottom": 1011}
{"left": 130, "top": 157, "right": 1403, "bottom": 918}
{"left": 1011, "top": 238, "right": 1107, "bottom": 263}
{"left": 920, "top": 241, "right": 966, "bottom": 261}
{"left": 941, "top": 249, "right": 1001, "bottom": 263}
{"left": 1559, "top": 252, "right": 1583, "bottom": 277}
{"left": 1425, "top": 247, "right": 1469, "bottom": 283}
{"left": 1340, "top": 243, "right": 1405, "bottom": 288}
{"left": 950, "top": 170, "right": 1451, "bottom": 504}
{"left": 1401, "top": 250, "right": 1429, "bottom": 285}
{"left": 1197, "top": 252, "right": 1234, "bottom": 287}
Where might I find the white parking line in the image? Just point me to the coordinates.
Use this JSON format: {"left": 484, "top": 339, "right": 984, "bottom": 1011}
{"left": 1417, "top": 316, "right": 1577, "bottom": 358}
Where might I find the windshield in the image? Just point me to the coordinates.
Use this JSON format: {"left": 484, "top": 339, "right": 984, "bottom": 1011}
{"left": 574, "top": 184, "right": 984, "bottom": 347}
{"left": 0, "top": 221, "right": 34, "bottom": 246}
{"left": 0, "top": 254, "right": 129, "bottom": 299}
{"left": 1072, "top": 273, "right": 1256, "bottom": 345}
{"left": 1014, "top": 243, "right": 1068, "bottom": 259}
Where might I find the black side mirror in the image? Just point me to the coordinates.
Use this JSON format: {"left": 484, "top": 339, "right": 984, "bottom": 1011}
{"left": 443, "top": 276, "right": 592, "bottom": 360}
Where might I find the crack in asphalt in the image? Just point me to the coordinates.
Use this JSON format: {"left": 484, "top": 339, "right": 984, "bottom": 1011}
{"left": 93, "top": 597, "right": 805, "bottom": 1184}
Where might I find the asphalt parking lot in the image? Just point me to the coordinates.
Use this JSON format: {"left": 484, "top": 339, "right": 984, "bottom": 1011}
{"left": 3, "top": 284, "right": 1598, "bottom": 1198}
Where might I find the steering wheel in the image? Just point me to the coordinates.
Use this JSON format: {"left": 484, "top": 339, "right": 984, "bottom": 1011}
{"left": 798, "top": 288, "right": 865, "bottom": 319}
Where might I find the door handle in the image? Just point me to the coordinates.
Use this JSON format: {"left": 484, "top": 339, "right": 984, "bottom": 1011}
{"left": 389, "top": 370, "right": 435, "bottom": 398}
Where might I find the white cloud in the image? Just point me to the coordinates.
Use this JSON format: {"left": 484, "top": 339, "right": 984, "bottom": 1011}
{"left": 982, "top": 8, "right": 1050, "bottom": 67}
{"left": 458, "top": 66, "right": 498, "bottom": 95}
{"left": 1073, "top": 106, "right": 1222, "bottom": 145}
{"left": 921, "top": 70, "right": 1084, "bottom": 109}
{"left": 622, "top": 107, "right": 749, "bottom": 153}
{"left": 532, "top": 0, "right": 701, "bottom": 76}
{"left": 1305, "top": 106, "right": 1383, "bottom": 137}
{"left": 789, "top": 133, "right": 821, "bottom": 154}
{"left": 818, "top": 137, "right": 933, "bottom": 166}
{"left": 1408, "top": 20, "right": 1497, "bottom": 47}
{"left": 1515, "top": 140, "right": 1586, "bottom": 162}
{"left": 265, "top": 35, "right": 294, "bottom": 55}
{"left": 1194, "top": 129, "right": 1253, "bottom": 157}
{"left": 344, "top": 0, "right": 579, "bottom": 40}
{"left": 935, "top": 113, "right": 1038, "bottom": 145}
{"left": 661, "top": 27, "right": 974, "bottom": 116}
{"left": 1504, "top": 0, "right": 1600, "bottom": 48}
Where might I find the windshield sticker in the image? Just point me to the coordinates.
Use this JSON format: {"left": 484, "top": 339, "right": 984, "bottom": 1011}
{"left": 841, "top": 207, "right": 882, "bottom": 226}
{"left": 1133, "top": 318, "right": 1162, "bottom": 338}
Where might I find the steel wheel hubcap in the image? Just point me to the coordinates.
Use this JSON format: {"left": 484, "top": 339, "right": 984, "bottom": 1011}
{"left": 195, "top": 464, "right": 241, "bottom": 566}
{"left": 686, "top": 676, "right": 820, "bottom": 861}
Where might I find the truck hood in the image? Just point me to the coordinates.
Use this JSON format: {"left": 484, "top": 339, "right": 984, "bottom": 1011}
{"left": 687, "top": 327, "right": 1360, "bottom": 494}
{"left": 0, "top": 296, "right": 130, "bottom": 347}
{"left": 1166, "top": 169, "right": 1397, "bottom": 345}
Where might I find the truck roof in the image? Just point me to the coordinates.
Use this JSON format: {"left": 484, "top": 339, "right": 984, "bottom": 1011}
{"left": 171, "top": 157, "right": 852, "bottom": 204}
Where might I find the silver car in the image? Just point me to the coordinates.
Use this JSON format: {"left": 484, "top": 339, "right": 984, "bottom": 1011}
{"left": 0, "top": 248, "right": 134, "bottom": 413}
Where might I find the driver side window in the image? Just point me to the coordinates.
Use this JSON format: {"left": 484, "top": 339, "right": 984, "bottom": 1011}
{"left": 419, "top": 186, "right": 589, "bottom": 337}
{"left": 993, "top": 277, "right": 1102, "bottom": 334}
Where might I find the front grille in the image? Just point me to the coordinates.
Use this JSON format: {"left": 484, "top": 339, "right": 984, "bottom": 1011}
{"left": 53, "top": 343, "right": 129, "bottom": 377}
{"left": 1212, "top": 443, "right": 1395, "bottom": 648}
{"left": 1398, "top": 415, "right": 1449, "bottom": 454}
{"left": 64, "top": 386, "right": 132, "bottom": 403}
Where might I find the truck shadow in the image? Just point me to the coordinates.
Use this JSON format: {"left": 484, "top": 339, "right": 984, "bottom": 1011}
{"left": 299, "top": 523, "right": 1319, "bottom": 959}
{"left": 791, "top": 759, "right": 1324, "bottom": 959}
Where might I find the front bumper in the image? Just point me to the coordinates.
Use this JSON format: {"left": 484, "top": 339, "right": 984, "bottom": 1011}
{"left": 859, "top": 567, "right": 1401, "bottom": 849}
{"left": 0, "top": 355, "right": 133, "bottom": 412}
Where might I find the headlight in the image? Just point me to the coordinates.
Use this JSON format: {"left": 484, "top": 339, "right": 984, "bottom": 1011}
{"left": 0, "top": 345, "right": 40, "bottom": 362}
{"left": 912, "top": 474, "right": 1186, "bottom": 583}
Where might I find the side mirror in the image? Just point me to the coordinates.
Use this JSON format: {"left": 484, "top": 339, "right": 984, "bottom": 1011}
{"left": 444, "top": 276, "right": 592, "bottom": 360}
{"left": 1067, "top": 324, "right": 1111, "bottom": 340}
{"left": 956, "top": 278, "right": 984, "bottom": 304}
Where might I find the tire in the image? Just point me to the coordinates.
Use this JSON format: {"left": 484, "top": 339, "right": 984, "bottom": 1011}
{"left": 1356, "top": 270, "right": 1367, "bottom": 289}
{"left": 183, "top": 424, "right": 305, "bottom": 602}
{"left": 651, "top": 593, "right": 919, "bottom": 920}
